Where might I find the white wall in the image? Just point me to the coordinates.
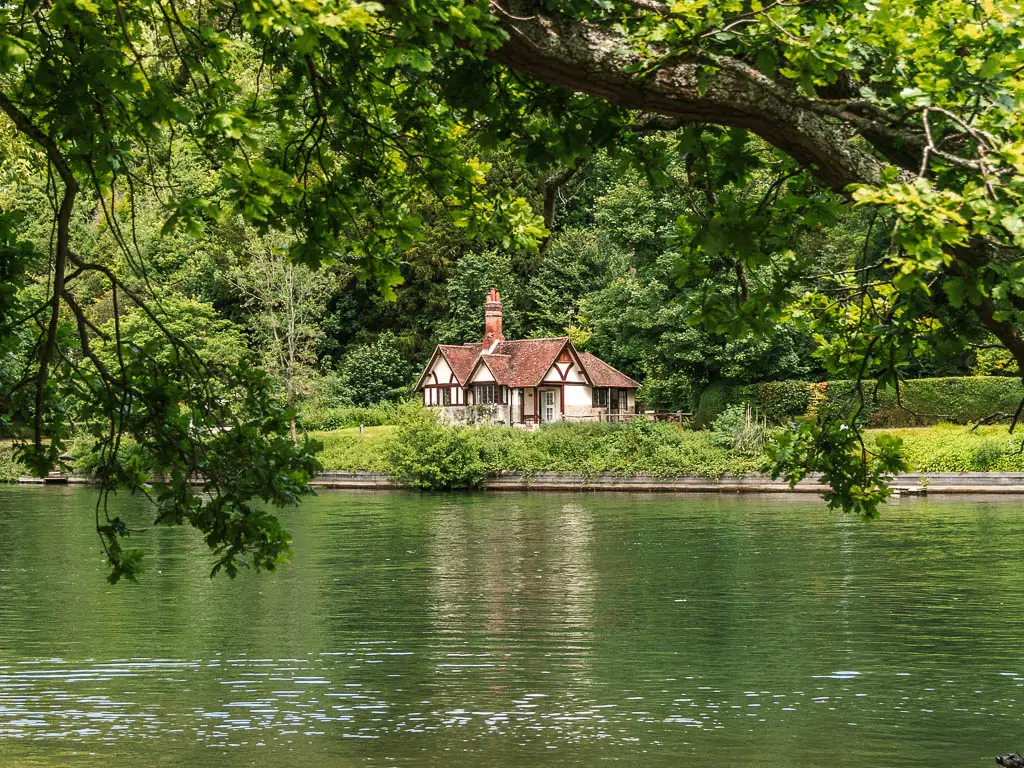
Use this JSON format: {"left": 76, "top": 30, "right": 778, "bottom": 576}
{"left": 429, "top": 356, "right": 454, "bottom": 383}
{"left": 469, "top": 365, "right": 494, "bottom": 383}
{"left": 542, "top": 361, "right": 587, "bottom": 383}
{"left": 563, "top": 384, "right": 592, "bottom": 407}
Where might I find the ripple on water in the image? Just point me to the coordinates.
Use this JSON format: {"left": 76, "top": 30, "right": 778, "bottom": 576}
{"left": 1, "top": 489, "right": 1024, "bottom": 767}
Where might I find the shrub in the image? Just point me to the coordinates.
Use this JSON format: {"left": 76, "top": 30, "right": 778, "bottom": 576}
{"left": 712, "top": 404, "right": 770, "bottom": 455}
{"left": 314, "top": 429, "right": 391, "bottom": 473}
{"left": 66, "top": 433, "right": 149, "bottom": 479}
{"left": 971, "top": 439, "right": 1005, "bottom": 471}
{"left": 865, "top": 424, "right": 1024, "bottom": 472}
{"left": 297, "top": 401, "right": 402, "bottom": 431}
{"left": 0, "top": 443, "right": 24, "bottom": 482}
{"left": 384, "top": 404, "right": 485, "bottom": 489}
{"left": 711, "top": 404, "right": 748, "bottom": 443}
{"left": 693, "top": 380, "right": 747, "bottom": 427}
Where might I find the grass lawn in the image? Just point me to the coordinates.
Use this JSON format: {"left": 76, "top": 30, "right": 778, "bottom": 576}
{"left": 310, "top": 427, "right": 393, "bottom": 473}
{"left": 865, "top": 423, "right": 1024, "bottom": 472}
{"left": 310, "top": 421, "right": 1024, "bottom": 476}
{"left": 7, "top": 422, "right": 1023, "bottom": 483}
{"left": 310, "top": 425, "right": 394, "bottom": 439}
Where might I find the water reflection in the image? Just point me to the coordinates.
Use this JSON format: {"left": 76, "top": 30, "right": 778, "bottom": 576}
{"left": 0, "top": 488, "right": 1023, "bottom": 766}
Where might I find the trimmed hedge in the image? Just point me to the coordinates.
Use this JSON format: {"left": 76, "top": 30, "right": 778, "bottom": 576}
{"left": 696, "top": 376, "right": 1024, "bottom": 429}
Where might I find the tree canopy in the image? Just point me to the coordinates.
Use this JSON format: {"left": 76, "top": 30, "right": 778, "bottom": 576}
{"left": 3, "top": 0, "right": 1024, "bottom": 576}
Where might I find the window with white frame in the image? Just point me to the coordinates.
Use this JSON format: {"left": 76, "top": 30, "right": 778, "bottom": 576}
{"left": 475, "top": 384, "right": 503, "bottom": 404}
{"left": 592, "top": 387, "right": 608, "bottom": 407}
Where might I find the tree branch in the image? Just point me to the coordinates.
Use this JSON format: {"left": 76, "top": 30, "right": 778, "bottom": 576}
{"left": 0, "top": 89, "right": 79, "bottom": 451}
{"left": 486, "top": 7, "right": 902, "bottom": 193}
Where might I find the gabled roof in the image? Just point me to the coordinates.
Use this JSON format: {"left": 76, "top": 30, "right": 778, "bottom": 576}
{"left": 495, "top": 337, "right": 571, "bottom": 387}
{"left": 417, "top": 338, "right": 639, "bottom": 391}
{"left": 414, "top": 343, "right": 481, "bottom": 389}
{"left": 438, "top": 344, "right": 481, "bottom": 385}
{"left": 480, "top": 354, "right": 512, "bottom": 384}
{"left": 579, "top": 352, "right": 640, "bottom": 388}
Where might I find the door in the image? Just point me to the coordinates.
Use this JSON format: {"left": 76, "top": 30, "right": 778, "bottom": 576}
{"left": 543, "top": 390, "right": 555, "bottom": 423}
{"left": 610, "top": 388, "right": 620, "bottom": 413}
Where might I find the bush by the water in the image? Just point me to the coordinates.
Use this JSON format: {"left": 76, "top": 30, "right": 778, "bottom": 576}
{"left": 316, "top": 409, "right": 766, "bottom": 485}
{"left": 0, "top": 443, "right": 24, "bottom": 482}
{"left": 383, "top": 404, "right": 485, "bottom": 489}
{"left": 697, "top": 376, "right": 1024, "bottom": 429}
{"left": 313, "top": 428, "right": 392, "bottom": 473}
{"left": 711, "top": 405, "right": 769, "bottom": 456}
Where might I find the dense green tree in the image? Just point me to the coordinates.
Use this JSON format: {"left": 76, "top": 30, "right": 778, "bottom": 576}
{"left": 524, "top": 226, "right": 629, "bottom": 337}
{"left": 438, "top": 249, "right": 524, "bottom": 343}
{"left": 231, "top": 233, "right": 336, "bottom": 439}
{"left": 338, "top": 331, "right": 414, "bottom": 406}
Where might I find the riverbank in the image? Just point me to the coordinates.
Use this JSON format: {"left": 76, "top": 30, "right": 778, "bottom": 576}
{"left": 304, "top": 470, "right": 1024, "bottom": 494}
{"left": 8, "top": 422, "right": 1024, "bottom": 490}
{"left": 19, "top": 469, "right": 1024, "bottom": 496}
{"left": 312, "top": 422, "right": 1024, "bottom": 475}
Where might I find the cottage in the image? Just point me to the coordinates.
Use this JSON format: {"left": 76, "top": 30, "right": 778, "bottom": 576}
{"left": 415, "top": 289, "right": 639, "bottom": 426}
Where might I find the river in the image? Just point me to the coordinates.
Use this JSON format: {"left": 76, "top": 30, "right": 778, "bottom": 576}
{"left": 0, "top": 486, "right": 1022, "bottom": 766}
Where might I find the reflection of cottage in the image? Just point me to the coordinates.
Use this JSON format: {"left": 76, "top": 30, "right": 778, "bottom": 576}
{"left": 415, "top": 289, "right": 639, "bottom": 426}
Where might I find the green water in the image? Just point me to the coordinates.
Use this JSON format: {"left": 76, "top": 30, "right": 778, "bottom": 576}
{"left": 0, "top": 487, "right": 1023, "bottom": 766}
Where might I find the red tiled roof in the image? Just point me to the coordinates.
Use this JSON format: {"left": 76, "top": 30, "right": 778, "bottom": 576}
{"left": 494, "top": 337, "right": 570, "bottom": 387}
{"left": 437, "top": 344, "right": 481, "bottom": 385}
{"left": 480, "top": 354, "right": 512, "bottom": 384}
{"left": 579, "top": 352, "right": 640, "bottom": 388}
{"left": 419, "top": 338, "right": 638, "bottom": 391}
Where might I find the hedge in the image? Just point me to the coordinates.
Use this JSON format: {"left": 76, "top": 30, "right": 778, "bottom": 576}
{"left": 696, "top": 376, "right": 1024, "bottom": 429}
{"left": 296, "top": 401, "right": 402, "bottom": 431}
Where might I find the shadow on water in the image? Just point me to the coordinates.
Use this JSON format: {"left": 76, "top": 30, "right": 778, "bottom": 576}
{"left": 0, "top": 486, "right": 1022, "bottom": 766}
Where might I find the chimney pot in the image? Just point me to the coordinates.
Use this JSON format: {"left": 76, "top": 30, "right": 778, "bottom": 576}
{"left": 483, "top": 287, "right": 504, "bottom": 345}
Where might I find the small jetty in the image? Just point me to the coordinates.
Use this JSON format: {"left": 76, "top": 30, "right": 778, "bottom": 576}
{"left": 18, "top": 468, "right": 69, "bottom": 484}
{"left": 17, "top": 456, "right": 72, "bottom": 485}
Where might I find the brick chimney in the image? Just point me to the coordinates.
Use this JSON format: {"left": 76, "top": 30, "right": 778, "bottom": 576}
{"left": 483, "top": 287, "right": 504, "bottom": 346}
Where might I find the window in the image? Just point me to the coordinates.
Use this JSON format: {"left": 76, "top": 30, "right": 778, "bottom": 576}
{"left": 592, "top": 387, "right": 608, "bottom": 407}
{"left": 441, "top": 387, "right": 452, "bottom": 406}
{"left": 475, "top": 384, "right": 503, "bottom": 404}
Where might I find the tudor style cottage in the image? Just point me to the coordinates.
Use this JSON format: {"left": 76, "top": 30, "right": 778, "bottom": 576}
{"left": 415, "top": 289, "right": 639, "bottom": 426}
